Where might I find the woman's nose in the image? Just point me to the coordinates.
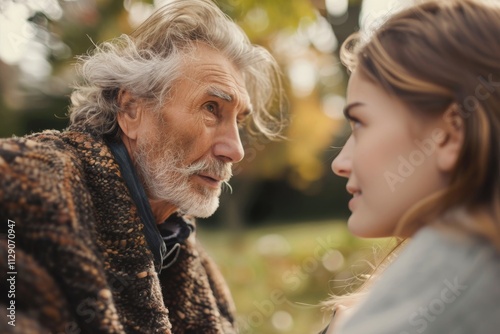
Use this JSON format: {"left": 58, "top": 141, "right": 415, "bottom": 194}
{"left": 331, "top": 135, "right": 354, "bottom": 178}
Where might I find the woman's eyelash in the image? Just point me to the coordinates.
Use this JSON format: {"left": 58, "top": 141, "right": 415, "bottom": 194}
{"left": 349, "top": 116, "right": 361, "bottom": 123}
{"left": 346, "top": 114, "right": 362, "bottom": 130}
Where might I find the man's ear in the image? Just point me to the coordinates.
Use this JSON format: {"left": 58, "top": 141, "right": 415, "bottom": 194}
{"left": 117, "top": 90, "right": 143, "bottom": 140}
{"left": 435, "top": 104, "right": 465, "bottom": 172}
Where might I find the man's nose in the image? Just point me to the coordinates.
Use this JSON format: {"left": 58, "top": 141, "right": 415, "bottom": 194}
{"left": 331, "top": 135, "right": 354, "bottom": 178}
{"left": 213, "top": 122, "right": 245, "bottom": 163}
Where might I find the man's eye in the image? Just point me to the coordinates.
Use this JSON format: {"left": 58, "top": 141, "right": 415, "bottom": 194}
{"left": 204, "top": 102, "right": 218, "bottom": 114}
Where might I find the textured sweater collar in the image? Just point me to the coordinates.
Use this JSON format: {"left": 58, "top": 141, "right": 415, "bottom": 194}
{"left": 105, "top": 137, "right": 194, "bottom": 274}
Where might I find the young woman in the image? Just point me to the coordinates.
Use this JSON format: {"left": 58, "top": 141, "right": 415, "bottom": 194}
{"left": 322, "top": 0, "right": 500, "bottom": 333}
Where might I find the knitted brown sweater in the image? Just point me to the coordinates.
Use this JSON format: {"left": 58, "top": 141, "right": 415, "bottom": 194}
{"left": 0, "top": 128, "right": 236, "bottom": 333}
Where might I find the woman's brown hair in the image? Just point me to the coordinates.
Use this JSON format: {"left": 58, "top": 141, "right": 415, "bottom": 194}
{"left": 343, "top": 0, "right": 500, "bottom": 245}
{"left": 325, "top": 0, "right": 500, "bottom": 313}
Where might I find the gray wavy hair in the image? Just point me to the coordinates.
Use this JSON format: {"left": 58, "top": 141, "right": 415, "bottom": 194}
{"left": 69, "top": 0, "right": 286, "bottom": 138}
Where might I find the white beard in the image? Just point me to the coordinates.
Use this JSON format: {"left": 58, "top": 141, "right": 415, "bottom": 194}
{"left": 133, "top": 127, "right": 232, "bottom": 218}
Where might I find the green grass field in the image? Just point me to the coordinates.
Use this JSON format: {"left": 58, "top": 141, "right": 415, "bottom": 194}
{"left": 198, "top": 220, "right": 391, "bottom": 334}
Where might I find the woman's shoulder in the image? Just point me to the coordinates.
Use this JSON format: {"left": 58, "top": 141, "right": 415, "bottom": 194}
{"left": 336, "top": 226, "right": 500, "bottom": 334}
{"left": 383, "top": 226, "right": 500, "bottom": 306}
{"left": 395, "top": 226, "right": 500, "bottom": 280}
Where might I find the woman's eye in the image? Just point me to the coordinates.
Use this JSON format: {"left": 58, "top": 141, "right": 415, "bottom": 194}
{"left": 345, "top": 110, "right": 363, "bottom": 132}
{"left": 350, "top": 119, "right": 362, "bottom": 130}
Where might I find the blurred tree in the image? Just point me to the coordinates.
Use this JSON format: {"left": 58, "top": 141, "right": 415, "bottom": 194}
{"left": 0, "top": 0, "right": 133, "bottom": 136}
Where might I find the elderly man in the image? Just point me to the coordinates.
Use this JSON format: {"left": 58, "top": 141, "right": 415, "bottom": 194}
{"left": 0, "top": 0, "right": 284, "bottom": 333}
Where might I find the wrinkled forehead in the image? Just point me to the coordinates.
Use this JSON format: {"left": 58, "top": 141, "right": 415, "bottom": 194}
{"left": 177, "top": 46, "right": 252, "bottom": 109}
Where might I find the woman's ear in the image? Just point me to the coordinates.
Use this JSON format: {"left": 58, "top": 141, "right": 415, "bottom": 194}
{"left": 116, "top": 90, "right": 143, "bottom": 140}
{"left": 435, "top": 104, "right": 465, "bottom": 172}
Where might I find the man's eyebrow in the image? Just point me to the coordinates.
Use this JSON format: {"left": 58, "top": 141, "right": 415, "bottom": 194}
{"left": 207, "top": 86, "right": 232, "bottom": 102}
{"left": 343, "top": 102, "right": 364, "bottom": 118}
{"left": 207, "top": 85, "right": 253, "bottom": 115}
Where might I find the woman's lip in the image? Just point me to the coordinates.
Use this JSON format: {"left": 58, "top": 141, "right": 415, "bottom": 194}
{"left": 346, "top": 185, "right": 361, "bottom": 196}
{"left": 348, "top": 193, "right": 361, "bottom": 211}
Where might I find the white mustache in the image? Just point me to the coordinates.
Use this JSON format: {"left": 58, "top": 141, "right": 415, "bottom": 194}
{"left": 175, "top": 159, "right": 233, "bottom": 182}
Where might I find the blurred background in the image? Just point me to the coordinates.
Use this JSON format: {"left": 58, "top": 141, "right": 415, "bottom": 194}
{"left": 0, "top": 0, "right": 408, "bottom": 332}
